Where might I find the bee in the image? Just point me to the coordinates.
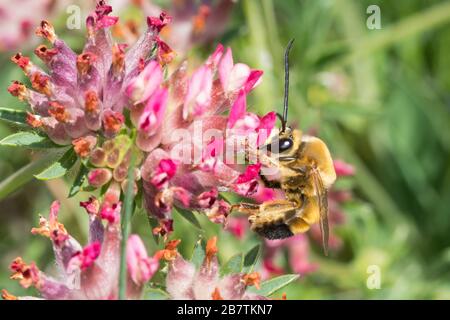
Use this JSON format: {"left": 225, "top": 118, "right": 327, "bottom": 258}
{"left": 232, "top": 39, "right": 336, "bottom": 255}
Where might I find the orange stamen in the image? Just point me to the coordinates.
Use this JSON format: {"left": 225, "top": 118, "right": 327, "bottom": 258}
{"left": 49, "top": 102, "right": 70, "bottom": 123}
{"left": 211, "top": 287, "right": 224, "bottom": 300}
{"left": 85, "top": 90, "right": 99, "bottom": 113}
{"left": 77, "top": 52, "right": 97, "bottom": 76}
{"left": 1, "top": 289, "right": 18, "bottom": 300}
{"left": 242, "top": 272, "right": 261, "bottom": 290}
{"left": 35, "top": 20, "right": 56, "bottom": 43}
{"left": 31, "top": 73, "right": 52, "bottom": 96}
{"left": 7, "top": 81, "right": 28, "bottom": 101}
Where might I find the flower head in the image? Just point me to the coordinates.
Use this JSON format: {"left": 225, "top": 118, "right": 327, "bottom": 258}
{"left": 165, "top": 237, "right": 267, "bottom": 300}
{"left": 4, "top": 200, "right": 157, "bottom": 300}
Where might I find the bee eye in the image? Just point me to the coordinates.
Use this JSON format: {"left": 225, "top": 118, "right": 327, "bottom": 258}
{"left": 267, "top": 138, "right": 293, "bottom": 153}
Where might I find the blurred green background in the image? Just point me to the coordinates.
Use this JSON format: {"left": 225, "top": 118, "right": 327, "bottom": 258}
{"left": 1, "top": 0, "right": 450, "bottom": 299}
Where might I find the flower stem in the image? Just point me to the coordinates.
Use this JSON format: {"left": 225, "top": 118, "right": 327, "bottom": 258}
{"left": 118, "top": 145, "right": 136, "bottom": 300}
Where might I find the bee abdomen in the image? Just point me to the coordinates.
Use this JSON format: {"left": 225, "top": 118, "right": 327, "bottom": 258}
{"left": 254, "top": 222, "right": 294, "bottom": 240}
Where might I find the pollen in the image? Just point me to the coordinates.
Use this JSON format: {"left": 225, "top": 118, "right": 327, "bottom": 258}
{"left": 73, "top": 136, "right": 96, "bottom": 158}
{"left": 77, "top": 52, "right": 97, "bottom": 76}
{"left": 1, "top": 289, "right": 18, "bottom": 300}
{"left": 205, "top": 236, "right": 218, "bottom": 267}
{"left": 242, "top": 272, "right": 261, "bottom": 289}
{"left": 112, "top": 44, "right": 126, "bottom": 76}
{"left": 9, "top": 257, "right": 41, "bottom": 289}
{"left": 48, "top": 102, "right": 70, "bottom": 123}
{"left": 85, "top": 90, "right": 100, "bottom": 113}
{"left": 34, "top": 45, "right": 58, "bottom": 63}
{"left": 211, "top": 287, "right": 224, "bottom": 300}
{"left": 26, "top": 112, "right": 43, "bottom": 128}
{"left": 103, "top": 111, "right": 125, "bottom": 135}
{"left": 31, "top": 72, "right": 52, "bottom": 96}
{"left": 11, "top": 53, "right": 30, "bottom": 70}
{"left": 7, "top": 81, "right": 28, "bottom": 101}
{"left": 155, "top": 239, "right": 181, "bottom": 261}
{"left": 35, "top": 20, "right": 56, "bottom": 43}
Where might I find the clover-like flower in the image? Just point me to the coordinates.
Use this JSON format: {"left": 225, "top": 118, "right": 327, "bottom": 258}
{"left": 2, "top": 200, "right": 158, "bottom": 300}
{"left": 165, "top": 237, "right": 267, "bottom": 300}
{"left": 6, "top": 0, "right": 275, "bottom": 237}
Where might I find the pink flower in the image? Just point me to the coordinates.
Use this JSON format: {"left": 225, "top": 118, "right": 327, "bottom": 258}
{"left": 183, "top": 65, "right": 213, "bottom": 119}
{"left": 334, "top": 159, "right": 355, "bottom": 176}
{"left": 139, "top": 88, "right": 168, "bottom": 136}
{"left": 127, "top": 235, "right": 159, "bottom": 286}
{"left": 69, "top": 242, "right": 102, "bottom": 271}
{"left": 8, "top": 1, "right": 164, "bottom": 145}
{"left": 5, "top": 200, "right": 157, "bottom": 300}
{"left": 151, "top": 159, "right": 178, "bottom": 189}
{"left": 219, "top": 47, "right": 263, "bottom": 95}
{"left": 166, "top": 237, "right": 266, "bottom": 300}
{"left": 233, "top": 164, "right": 262, "bottom": 196}
{"left": 126, "top": 60, "right": 163, "bottom": 105}
{"left": 227, "top": 90, "right": 276, "bottom": 146}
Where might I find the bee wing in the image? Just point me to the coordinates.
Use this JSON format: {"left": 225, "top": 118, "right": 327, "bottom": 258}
{"left": 313, "top": 169, "right": 329, "bottom": 256}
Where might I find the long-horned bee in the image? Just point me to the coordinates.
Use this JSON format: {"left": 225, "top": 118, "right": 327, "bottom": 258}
{"left": 232, "top": 39, "right": 336, "bottom": 255}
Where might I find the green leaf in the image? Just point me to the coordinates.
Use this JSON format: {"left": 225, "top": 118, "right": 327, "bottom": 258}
{"left": 68, "top": 164, "right": 88, "bottom": 197}
{"left": 174, "top": 206, "right": 202, "bottom": 230}
{"left": 190, "top": 238, "right": 205, "bottom": 269}
{"left": 144, "top": 288, "right": 170, "bottom": 300}
{"left": 0, "top": 149, "right": 66, "bottom": 201}
{"left": 242, "top": 244, "right": 261, "bottom": 273}
{"left": 0, "top": 132, "right": 60, "bottom": 149}
{"left": 248, "top": 274, "right": 300, "bottom": 297}
{"left": 220, "top": 253, "right": 243, "bottom": 276}
{"left": 34, "top": 148, "right": 78, "bottom": 180}
{"left": 0, "top": 107, "right": 27, "bottom": 125}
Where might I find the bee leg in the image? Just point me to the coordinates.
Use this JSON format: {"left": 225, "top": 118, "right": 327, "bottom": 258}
{"left": 230, "top": 202, "right": 261, "bottom": 216}
{"left": 248, "top": 200, "right": 301, "bottom": 239}
{"left": 259, "top": 172, "right": 281, "bottom": 189}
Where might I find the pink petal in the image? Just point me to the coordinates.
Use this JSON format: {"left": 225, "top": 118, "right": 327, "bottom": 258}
{"left": 228, "top": 63, "right": 251, "bottom": 92}
{"left": 227, "top": 90, "right": 246, "bottom": 128}
{"left": 139, "top": 87, "right": 168, "bottom": 135}
{"left": 218, "top": 274, "right": 246, "bottom": 300}
{"left": 236, "top": 163, "right": 261, "bottom": 184}
{"left": 166, "top": 256, "right": 196, "bottom": 299}
{"left": 100, "top": 202, "right": 121, "bottom": 225}
{"left": 218, "top": 47, "right": 233, "bottom": 91}
{"left": 127, "top": 235, "right": 159, "bottom": 286}
{"left": 192, "top": 256, "right": 219, "bottom": 299}
{"left": 334, "top": 160, "right": 355, "bottom": 177}
{"left": 126, "top": 60, "right": 163, "bottom": 104}
{"left": 183, "top": 65, "right": 213, "bottom": 119}
{"left": 244, "top": 70, "right": 263, "bottom": 93}
{"left": 151, "top": 159, "right": 178, "bottom": 189}
{"left": 257, "top": 111, "right": 276, "bottom": 145}
{"left": 287, "top": 234, "right": 318, "bottom": 274}
{"left": 68, "top": 242, "right": 101, "bottom": 271}
{"left": 225, "top": 217, "right": 248, "bottom": 240}
{"left": 206, "top": 43, "right": 224, "bottom": 69}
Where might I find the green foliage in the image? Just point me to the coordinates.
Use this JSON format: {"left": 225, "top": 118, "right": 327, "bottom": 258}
{"left": 0, "top": 132, "right": 61, "bottom": 149}
{"left": 0, "top": 107, "right": 27, "bottom": 126}
{"left": 248, "top": 275, "right": 300, "bottom": 297}
{"left": 34, "top": 148, "right": 77, "bottom": 180}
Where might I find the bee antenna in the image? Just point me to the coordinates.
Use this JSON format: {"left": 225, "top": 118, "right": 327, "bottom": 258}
{"left": 282, "top": 38, "right": 295, "bottom": 132}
